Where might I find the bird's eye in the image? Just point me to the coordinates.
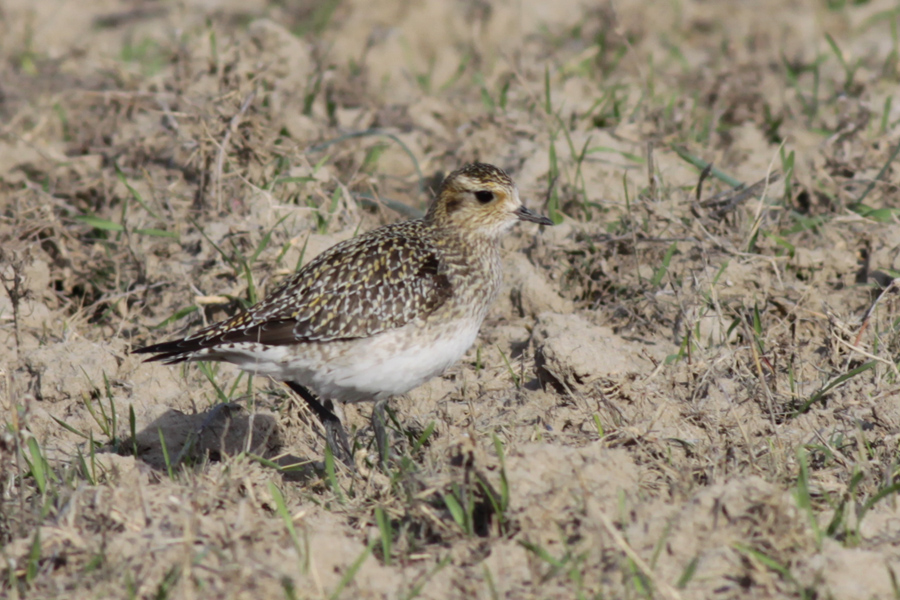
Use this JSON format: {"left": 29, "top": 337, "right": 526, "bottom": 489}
{"left": 474, "top": 190, "right": 494, "bottom": 204}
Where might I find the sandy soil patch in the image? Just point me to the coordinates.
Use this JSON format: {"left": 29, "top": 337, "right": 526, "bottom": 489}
{"left": 3, "top": 0, "right": 900, "bottom": 598}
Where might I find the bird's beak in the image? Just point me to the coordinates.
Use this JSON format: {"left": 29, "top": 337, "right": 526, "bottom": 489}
{"left": 515, "top": 205, "right": 554, "bottom": 226}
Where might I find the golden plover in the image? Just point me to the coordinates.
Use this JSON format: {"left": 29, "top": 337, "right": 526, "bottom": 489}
{"left": 135, "top": 163, "right": 552, "bottom": 459}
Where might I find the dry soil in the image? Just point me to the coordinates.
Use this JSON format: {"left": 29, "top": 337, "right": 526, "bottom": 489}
{"left": 3, "top": 1, "right": 900, "bottom": 599}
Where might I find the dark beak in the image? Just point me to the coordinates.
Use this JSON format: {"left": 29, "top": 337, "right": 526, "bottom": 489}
{"left": 515, "top": 205, "right": 554, "bottom": 226}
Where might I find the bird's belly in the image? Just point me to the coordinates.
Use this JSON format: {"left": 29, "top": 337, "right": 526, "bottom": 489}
{"left": 309, "top": 319, "right": 481, "bottom": 402}
{"left": 225, "top": 318, "right": 482, "bottom": 403}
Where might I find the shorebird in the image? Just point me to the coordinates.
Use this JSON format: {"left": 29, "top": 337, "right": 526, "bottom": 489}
{"left": 134, "top": 163, "right": 553, "bottom": 462}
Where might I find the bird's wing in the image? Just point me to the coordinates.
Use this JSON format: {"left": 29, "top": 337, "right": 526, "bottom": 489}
{"left": 134, "top": 222, "right": 454, "bottom": 361}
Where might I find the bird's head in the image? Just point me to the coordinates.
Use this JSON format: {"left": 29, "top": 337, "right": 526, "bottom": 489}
{"left": 426, "top": 163, "right": 553, "bottom": 239}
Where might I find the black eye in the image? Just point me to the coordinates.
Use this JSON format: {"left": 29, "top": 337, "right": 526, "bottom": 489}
{"left": 474, "top": 190, "right": 494, "bottom": 203}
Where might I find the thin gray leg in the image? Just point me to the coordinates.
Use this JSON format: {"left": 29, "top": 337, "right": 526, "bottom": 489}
{"left": 373, "top": 400, "right": 389, "bottom": 467}
{"left": 285, "top": 381, "right": 353, "bottom": 465}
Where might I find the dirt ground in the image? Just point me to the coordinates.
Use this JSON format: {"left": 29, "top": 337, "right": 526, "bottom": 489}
{"left": 3, "top": 0, "right": 900, "bottom": 598}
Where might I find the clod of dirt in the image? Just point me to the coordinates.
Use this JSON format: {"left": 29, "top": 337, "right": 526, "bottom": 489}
{"left": 21, "top": 338, "right": 122, "bottom": 402}
{"left": 480, "top": 444, "right": 639, "bottom": 586}
{"left": 1, "top": 256, "right": 55, "bottom": 356}
{"left": 498, "top": 253, "right": 574, "bottom": 319}
{"left": 532, "top": 312, "right": 654, "bottom": 390}
{"left": 506, "top": 442, "right": 638, "bottom": 504}
{"left": 0, "top": 139, "right": 67, "bottom": 183}
{"left": 634, "top": 476, "right": 814, "bottom": 595}
{"left": 247, "top": 19, "right": 314, "bottom": 84}
{"left": 798, "top": 541, "right": 900, "bottom": 600}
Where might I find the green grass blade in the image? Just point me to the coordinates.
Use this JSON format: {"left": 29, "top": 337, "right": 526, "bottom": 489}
{"left": 324, "top": 443, "right": 345, "bottom": 504}
{"left": 25, "top": 437, "right": 49, "bottom": 494}
{"left": 268, "top": 481, "right": 300, "bottom": 543}
{"left": 50, "top": 415, "right": 89, "bottom": 440}
{"left": 677, "top": 556, "right": 699, "bottom": 589}
{"left": 115, "top": 162, "right": 160, "bottom": 218}
{"left": 26, "top": 529, "right": 41, "bottom": 583}
{"left": 133, "top": 228, "right": 178, "bottom": 239}
{"left": 670, "top": 145, "right": 743, "bottom": 188}
{"left": 150, "top": 305, "right": 198, "bottom": 330}
{"left": 375, "top": 505, "right": 392, "bottom": 566}
{"left": 650, "top": 242, "right": 678, "bottom": 287}
{"left": 328, "top": 541, "right": 373, "bottom": 600}
{"left": 75, "top": 215, "right": 124, "bottom": 232}
{"left": 794, "top": 361, "right": 877, "bottom": 415}
{"left": 159, "top": 428, "right": 174, "bottom": 479}
{"left": 442, "top": 492, "right": 467, "bottom": 531}
{"left": 411, "top": 421, "right": 436, "bottom": 454}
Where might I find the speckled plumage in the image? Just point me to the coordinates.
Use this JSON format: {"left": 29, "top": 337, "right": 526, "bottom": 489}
{"left": 134, "top": 163, "right": 552, "bottom": 405}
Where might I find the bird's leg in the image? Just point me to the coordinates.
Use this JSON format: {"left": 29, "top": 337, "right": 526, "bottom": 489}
{"left": 372, "top": 399, "right": 389, "bottom": 467}
{"left": 285, "top": 381, "right": 353, "bottom": 465}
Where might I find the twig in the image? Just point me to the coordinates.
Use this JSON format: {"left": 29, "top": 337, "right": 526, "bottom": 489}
{"left": 854, "top": 278, "right": 899, "bottom": 346}
{"left": 700, "top": 172, "right": 782, "bottom": 219}
{"left": 214, "top": 90, "right": 257, "bottom": 210}
{"left": 741, "top": 314, "right": 779, "bottom": 433}
{"left": 834, "top": 335, "right": 900, "bottom": 379}
{"left": 308, "top": 128, "right": 426, "bottom": 194}
{"left": 595, "top": 506, "right": 684, "bottom": 600}
{"left": 84, "top": 281, "right": 168, "bottom": 312}
{"left": 855, "top": 142, "right": 900, "bottom": 205}
{"left": 696, "top": 163, "right": 713, "bottom": 201}
{"left": 743, "top": 152, "right": 783, "bottom": 251}
{"left": 355, "top": 194, "right": 424, "bottom": 219}
{"left": 0, "top": 250, "right": 25, "bottom": 351}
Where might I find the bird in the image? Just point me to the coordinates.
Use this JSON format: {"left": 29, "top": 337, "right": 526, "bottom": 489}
{"left": 134, "top": 163, "right": 553, "bottom": 462}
